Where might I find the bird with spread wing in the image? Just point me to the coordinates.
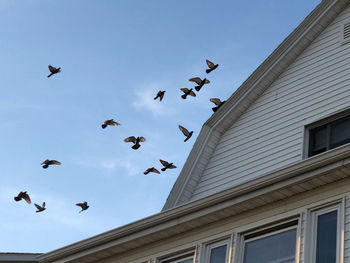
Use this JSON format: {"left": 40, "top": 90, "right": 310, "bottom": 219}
{"left": 124, "top": 136, "right": 146, "bottom": 150}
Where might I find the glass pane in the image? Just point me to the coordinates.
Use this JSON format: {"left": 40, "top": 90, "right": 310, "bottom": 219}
{"left": 209, "top": 244, "right": 227, "bottom": 263}
{"left": 330, "top": 118, "right": 350, "bottom": 148}
{"left": 316, "top": 211, "right": 337, "bottom": 263}
{"left": 309, "top": 126, "right": 327, "bottom": 156}
{"left": 243, "top": 228, "right": 297, "bottom": 263}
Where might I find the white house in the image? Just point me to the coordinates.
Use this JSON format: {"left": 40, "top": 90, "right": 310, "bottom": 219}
{"left": 6, "top": 0, "right": 350, "bottom": 262}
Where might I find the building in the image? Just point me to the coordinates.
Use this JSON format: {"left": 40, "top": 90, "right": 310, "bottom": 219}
{"left": 6, "top": 0, "right": 350, "bottom": 262}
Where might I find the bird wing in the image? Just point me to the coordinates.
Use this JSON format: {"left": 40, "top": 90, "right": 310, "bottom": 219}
{"left": 210, "top": 98, "right": 222, "bottom": 105}
{"left": 124, "top": 136, "right": 137, "bottom": 143}
{"left": 41, "top": 160, "right": 48, "bottom": 165}
{"left": 204, "top": 79, "right": 210, "bottom": 84}
{"left": 178, "top": 125, "right": 190, "bottom": 136}
{"left": 76, "top": 203, "right": 84, "bottom": 208}
{"left": 151, "top": 168, "right": 160, "bottom": 174}
{"left": 51, "top": 160, "right": 61, "bottom": 165}
{"left": 159, "top": 91, "right": 165, "bottom": 101}
{"left": 206, "top": 59, "right": 215, "bottom": 69}
{"left": 189, "top": 90, "right": 196, "bottom": 97}
{"left": 180, "top": 88, "right": 189, "bottom": 93}
{"left": 160, "top": 159, "right": 169, "bottom": 167}
{"left": 22, "top": 193, "right": 31, "bottom": 204}
{"left": 169, "top": 164, "right": 177, "bottom": 169}
{"left": 111, "top": 121, "right": 120, "bottom": 126}
{"left": 48, "top": 65, "right": 56, "bottom": 73}
{"left": 34, "top": 203, "right": 42, "bottom": 210}
{"left": 189, "top": 77, "right": 202, "bottom": 85}
{"left": 42, "top": 202, "right": 46, "bottom": 208}
{"left": 139, "top": 137, "right": 146, "bottom": 142}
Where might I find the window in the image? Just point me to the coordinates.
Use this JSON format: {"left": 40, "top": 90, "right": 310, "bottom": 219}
{"left": 241, "top": 220, "right": 298, "bottom": 263}
{"left": 307, "top": 203, "right": 342, "bottom": 263}
{"left": 160, "top": 253, "right": 194, "bottom": 263}
{"left": 205, "top": 240, "right": 229, "bottom": 263}
{"left": 307, "top": 112, "right": 350, "bottom": 157}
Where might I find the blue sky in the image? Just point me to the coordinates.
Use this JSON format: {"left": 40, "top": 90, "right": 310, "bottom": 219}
{"left": 0, "top": 0, "right": 320, "bottom": 253}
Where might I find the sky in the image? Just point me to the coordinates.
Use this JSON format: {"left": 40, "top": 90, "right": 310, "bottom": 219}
{"left": 0, "top": 0, "right": 321, "bottom": 253}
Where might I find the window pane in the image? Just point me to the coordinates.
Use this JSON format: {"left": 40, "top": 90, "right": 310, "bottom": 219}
{"left": 175, "top": 259, "right": 193, "bottom": 263}
{"left": 243, "top": 228, "right": 296, "bottom": 263}
{"left": 330, "top": 118, "right": 350, "bottom": 148}
{"left": 309, "top": 126, "right": 327, "bottom": 156}
{"left": 316, "top": 211, "right": 337, "bottom": 263}
{"left": 209, "top": 244, "right": 227, "bottom": 263}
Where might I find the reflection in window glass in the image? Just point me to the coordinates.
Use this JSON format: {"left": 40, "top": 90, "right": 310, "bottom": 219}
{"left": 243, "top": 228, "right": 297, "bottom": 263}
{"left": 209, "top": 244, "right": 227, "bottom": 263}
{"left": 316, "top": 211, "right": 337, "bottom": 263}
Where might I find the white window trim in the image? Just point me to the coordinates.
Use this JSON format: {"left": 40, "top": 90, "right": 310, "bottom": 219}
{"left": 304, "top": 200, "right": 344, "bottom": 263}
{"left": 158, "top": 249, "right": 195, "bottom": 263}
{"left": 203, "top": 239, "right": 230, "bottom": 263}
{"left": 235, "top": 217, "right": 300, "bottom": 263}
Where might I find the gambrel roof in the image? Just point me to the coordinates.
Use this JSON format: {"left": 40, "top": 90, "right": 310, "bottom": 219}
{"left": 163, "top": 0, "right": 350, "bottom": 210}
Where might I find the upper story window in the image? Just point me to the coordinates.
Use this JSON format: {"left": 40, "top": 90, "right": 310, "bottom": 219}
{"left": 242, "top": 220, "right": 298, "bottom": 263}
{"left": 306, "top": 111, "right": 350, "bottom": 157}
{"left": 160, "top": 252, "right": 194, "bottom": 263}
{"left": 205, "top": 239, "right": 230, "bottom": 263}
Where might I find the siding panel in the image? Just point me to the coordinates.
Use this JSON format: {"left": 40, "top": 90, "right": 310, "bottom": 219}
{"left": 191, "top": 5, "right": 350, "bottom": 201}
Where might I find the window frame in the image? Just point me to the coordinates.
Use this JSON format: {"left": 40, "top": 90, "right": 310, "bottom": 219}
{"left": 158, "top": 250, "right": 195, "bottom": 263}
{"left": 305, "top": 202, "right": 344, "bottom": 263}
{"left": 304, "top": 109, "right": 350, "bottom": 158}
{"left": 236, "top": 218, "right": 300, "bottom": 263}
{"left": 204, "top": 239, "right": 230, "bottom": 263}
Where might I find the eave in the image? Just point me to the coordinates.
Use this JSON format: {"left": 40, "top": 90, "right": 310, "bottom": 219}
{"left": 163, "top": 0, "right": 350, "bottom": 210}
{"left": 39, "top": 143, "right": 350, "bottom": 262}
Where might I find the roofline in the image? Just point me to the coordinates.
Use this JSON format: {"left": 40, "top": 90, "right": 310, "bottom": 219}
{"left": 39, "top": 143, "right": 350, "bottom": 262}
{"left": 0, "top": 253, "right": 41, "bottom": 262}
{"left": 162, "top": 0, "right": 348, "bottom": 210}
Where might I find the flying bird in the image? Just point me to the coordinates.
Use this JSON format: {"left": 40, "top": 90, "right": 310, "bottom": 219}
{"left": 76, "top": 201, "right": 89, "bottom": 213}
{"left": 47, "top": 65, "right": 61, "bottom": 78}
{"left": 189, "top": 77, "right": 210, "bottom": 92}
{"left": 178, "top": 125, "right": 193, "bottom": 142}
{"left": 124, "top": 136, "right": 146, "bottom": 150}
{"left": 102, "top": 119, "right": 120, "bottom": 129}
{"left": 41, "top": 159, "right": 61, "bottom": 169}
{"left": 34, "top": 202, "right": 46, "bottom": 213}
{"left": 144, "top": 167, "right": 160, "bottom": 175}
{"left": 14, "top": 191, "right": 31, "bottom": 204}
{"left": 180, "top": 88, "right": 196, "bottom": 99}
{"left": 210, "top": 98, "right": 226, "bottom": 112}
{"left": 160, "top": 159, "right": 177, "bottom": 172}
{"left": 206, "top": 59, "right": 219, "bottom": 74}
{"left": 154, "top": 90, "right": 166, "bottom": 101}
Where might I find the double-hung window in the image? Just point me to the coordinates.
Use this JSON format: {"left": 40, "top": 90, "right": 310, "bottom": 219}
{"left": 241, "top": 220, "right": 298, "bottom": 263}
{"left": 307, "top": 203, "right": 342, "bottom": 263}
{"left": 205, "top": 239, "right": 230, "bottom": 263}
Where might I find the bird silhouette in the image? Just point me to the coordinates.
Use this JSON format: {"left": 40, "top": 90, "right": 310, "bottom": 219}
{"left": 178, "top": 125, "right": 193, "bottom": 142}
{"left": 47, "top": 65, "right": 61, "bottom": 78}
{"left": 124, "top": 136, "right": 146, "bottom": 150}
{"left": 102, "top": 119, "right": 120, "bottom": 129}
{"left": 14, "top": 191, "right": 31, "bottom": 204}
{"left": 154, "top": 90, "right": 166, "bottom": 101}
{"left": 210, "top": 98, "right": 226, "bottom": 112}
{"left": 206, "top": 59, "right": 219, "bottom": 74}
{"left": 41, "top": 159, "right": 61, "bottom": 169}
{"left": 160, "top": 159, "right": 177, "bottom": 171}
{"left": 144, "top": 167, "right": 160, "bottom": 175}
{"left": 34, "top": 202, "right": 46, "bottom": 213}
{"left": 180, "top": 88, "right": 196, "bottom": 99}
{"left": 76, "top": 201, "right": 89, "bottom": 213}
{"left": 189, "top": 77, "right": 210, "bottom": 92}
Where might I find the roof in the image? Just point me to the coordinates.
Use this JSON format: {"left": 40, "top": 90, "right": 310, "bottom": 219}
{"left": 0, "top": 253, "right": 41, "bottom": 262}
{"left": 162, "top": 0, "right": 350, "bottom": 210}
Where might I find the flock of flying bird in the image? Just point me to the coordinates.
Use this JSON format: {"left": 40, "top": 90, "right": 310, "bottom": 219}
{"left": 13, "top": 60, "right": 224, "bottom": 214}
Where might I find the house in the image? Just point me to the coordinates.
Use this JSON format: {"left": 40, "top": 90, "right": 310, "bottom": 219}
{"left": 6, "top": 0, "right": 350, "bottom": 262}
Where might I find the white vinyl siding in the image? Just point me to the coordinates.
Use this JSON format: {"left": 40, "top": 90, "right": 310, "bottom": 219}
{"left": 190, "top": 5, "right": 350, "bottom": 201}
